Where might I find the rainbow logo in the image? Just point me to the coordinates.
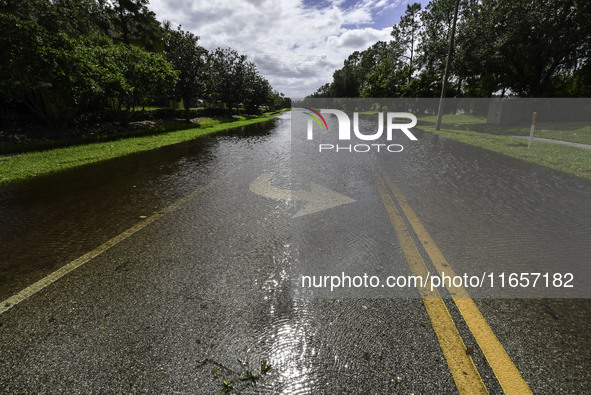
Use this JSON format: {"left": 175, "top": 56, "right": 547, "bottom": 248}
{"left": 303, "top": 108, "right": 328, "bottom": 131}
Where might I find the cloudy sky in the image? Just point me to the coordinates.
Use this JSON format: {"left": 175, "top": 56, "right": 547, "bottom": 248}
{"left": 149, "top": 0, "right": 431, "bottom": 98}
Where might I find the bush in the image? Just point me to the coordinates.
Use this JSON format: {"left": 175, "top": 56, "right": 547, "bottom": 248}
{"left": 0, "top": 13, "right": 178, "bottom": 131}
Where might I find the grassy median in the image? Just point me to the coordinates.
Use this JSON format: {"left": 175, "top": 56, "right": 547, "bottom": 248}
{"left": 418, "top": 114, "right": 591, "bottom": 182}
{"left": 0, "top": 112, "right": 285, "bottom": 186}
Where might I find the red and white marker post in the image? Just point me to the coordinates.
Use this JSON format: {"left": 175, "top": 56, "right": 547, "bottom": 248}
{"left": 528, "top": 112, "right": 537, "bottom": 148}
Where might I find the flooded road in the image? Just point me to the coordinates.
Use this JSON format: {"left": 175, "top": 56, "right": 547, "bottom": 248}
{"left": 0, "top": 120, "right": 282, "bottom": 300}
{"left": 1, "top": 112, "right": 590, "bottom": 393}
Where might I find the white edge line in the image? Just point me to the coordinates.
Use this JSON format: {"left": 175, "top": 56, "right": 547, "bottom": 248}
{"left": 0, "top": 168, "right": 238, "bottom": 315}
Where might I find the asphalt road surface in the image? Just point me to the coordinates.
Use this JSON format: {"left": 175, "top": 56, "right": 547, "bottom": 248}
{"left": 1, "top": 112, "right": 590, "bottom": 393}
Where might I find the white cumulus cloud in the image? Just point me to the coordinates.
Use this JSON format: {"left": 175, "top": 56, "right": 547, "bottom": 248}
{"left": 149, "top": 0, "right": 423, "bottom": 98}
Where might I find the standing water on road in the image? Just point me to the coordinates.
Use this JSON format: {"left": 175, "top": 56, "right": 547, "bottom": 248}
{"left": 1, "top": 110, "right": 590, "bottom": 393}
{"left": 290, "top": 99, "right": 591, "bottom": 299}
{"left": 0, "top": 116, "right": 289, "bottom": 300}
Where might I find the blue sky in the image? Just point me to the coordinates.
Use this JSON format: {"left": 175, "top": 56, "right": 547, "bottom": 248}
{"left": 149, "top": 0, "right": 431, "bottom": 98}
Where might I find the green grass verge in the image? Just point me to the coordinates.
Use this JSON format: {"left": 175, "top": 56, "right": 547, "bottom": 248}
{"left": 0, "top": 111, "right": 286, "bottom": 186}
{"left": 418, "top": 114, "right": 487, "bottom": 125}
{"left": 498, "top": 122, "right": 591, "bottom": 145}
{"left": 419, "top": 123, "right": 591, "bottom": 182}
{"left": 0, "top": 122, "right": 201, "bottom": 155}
{"left": 418, "top": 114, "right": 591, "bottom": 145}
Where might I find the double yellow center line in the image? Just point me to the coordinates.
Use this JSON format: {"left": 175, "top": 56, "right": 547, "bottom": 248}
{"left": 374, "top": 168, "right": 531, "bottom": 395}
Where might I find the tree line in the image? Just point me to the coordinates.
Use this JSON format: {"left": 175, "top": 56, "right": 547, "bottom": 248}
{"left": 310, "top": 0, "right": 591, "bottom": 99}
{"left": 0, "top": 0, "right": 290, "bottom": 130}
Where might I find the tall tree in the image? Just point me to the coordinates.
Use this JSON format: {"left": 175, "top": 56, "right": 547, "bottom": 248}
{"left": 359, "top": 41, "right": 407, "bottom": 97}
{"left": 417, "top": 0, "right": 461, "bottom": 75}
{"left": 391, "top": 3, "right": 422, "bottom": 84}
{"left": 163, "top": 23, "right": 208, "bottom": 121}
{"left": 0, "top": 12, "right": 177, "bottom": 128}
{"left": 310, "top": 83, "right": 333, "bottom": 98}
{"left": 457, "top": 0, "right": 591, "bottom": 97}
{"left": 107, "top": 0, "right": 161, "bottom": 46}
{"left": 0, "top": 0, "right": 111, "bottom": 37}
{"left": 243, "top": 72, "right": 272, "bottom": 114}
{"left": 208, "top": 48, "right": 264, "bottom": 112}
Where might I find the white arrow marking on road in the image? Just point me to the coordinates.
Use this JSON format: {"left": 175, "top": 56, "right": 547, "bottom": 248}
{"left": 249, "top": 173, "right": 356, "bottom": 218}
